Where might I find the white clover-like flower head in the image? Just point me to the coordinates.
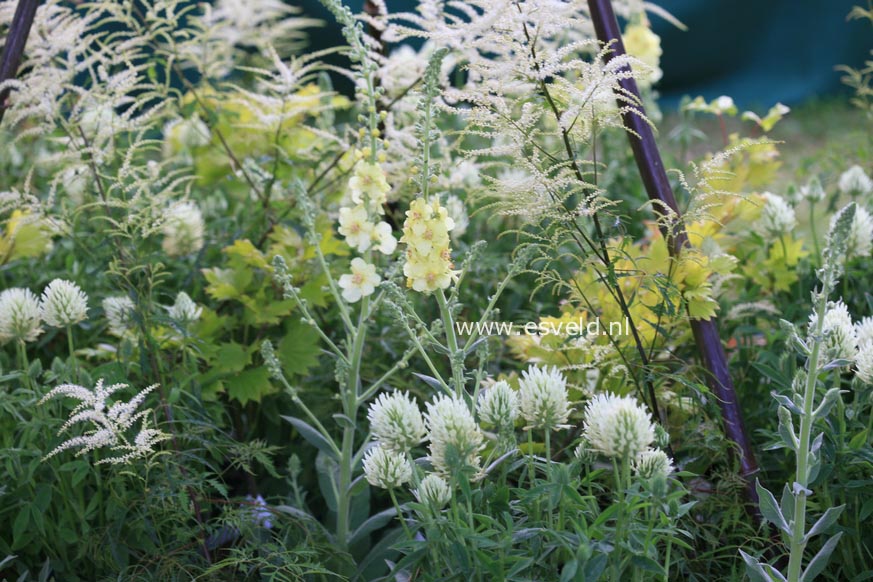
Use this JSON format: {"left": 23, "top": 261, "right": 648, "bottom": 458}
{"left": 362, "top": 444, "right": 412, "bottom": 489}
{"left": 582, "top": 392, "right": 655, "bottom": 460}
{"left": 838, "top": 165, "right": 873, "bottom": 196}
{"left": 425, "top": 394, "right": 483, "bottom": 477}
{"left": 633, "top": 448, "right": 674, "bottom": 480}
{"left": 338, "top": 257, "right": 381, "bottom": 303}
{"left": 809, "top": 300, "right": 857, "bottom": 363}
{"left": 162, "top": 201, "right": 205, "bottom": 257}
{"left": 102, "top": 295, "right": 135, "bottom": 337}
{"left": 0, "top": 288, "right": 43, "bottom": 344}
{"left": 517, "top": 366, "right": 572, "bottom": 432}
{"left": 756, "top": 192, "right": 796, "bottom": 237}
{"left": 167, "top": 291, "right": 202, "bottom": 326}
{"left": 40, "top": 279, "right": 89, "bottom": 327}
{"left": 856, "top": 342, "right": 873, "bottom": 384}
{"left": 856, "top": 316, "right": 873, "bottom": 348}
{"left": 413, "top": 473, "right": 452, "bottom": 509}
{"left": 478, "top": 380, "right": 519, "bottom": 430}
{"left": 367, "top": 391, "right": 426, "bottom": 453}
{"left": 830, "top": 205, "right": 873, "bottom": 258}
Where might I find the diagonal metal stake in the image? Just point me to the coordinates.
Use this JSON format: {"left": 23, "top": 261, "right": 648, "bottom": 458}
{"left": 586, "top": 0, "right": 761, "bottom": 512}
{"left": 0, "top": 0, "right": 40, "bottom": 125}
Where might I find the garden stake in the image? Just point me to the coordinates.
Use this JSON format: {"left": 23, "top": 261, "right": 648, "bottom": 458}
{"left": 586, "top": 0, "right": 761, "bottom": 514}
{"left": 0, "top": 0, "right": 40, "bottom": 125}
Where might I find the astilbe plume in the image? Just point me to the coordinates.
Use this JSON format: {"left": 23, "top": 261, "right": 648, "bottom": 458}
{"left": 39, "top": 379, "right": 169, "bottom": 464}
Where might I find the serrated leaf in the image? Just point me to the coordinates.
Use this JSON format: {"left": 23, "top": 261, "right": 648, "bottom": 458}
{"left": 202, "top": 267, "right": 252, "bottom": 301}
{"left": 800, "top": 532, "right": 843, "bottom": 582}
{"left": 227, "top": 366, "right": 275, "bottom": 404}
{"left": 277, "top": 318, "right": 320, "bottom": 377}
{"left": 281, "top": 415, "right": 338, "bottom": 460}
{"left": 757, "top": 479, "right": 791, "bottom": 535}
{"left": 805, "top": 505, "right": 845, "bottom": 541}
{"left": 213, "top": 342, "right": 250, "bottom": 373}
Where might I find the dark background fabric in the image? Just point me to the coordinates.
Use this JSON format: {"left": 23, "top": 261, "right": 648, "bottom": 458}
{"left": 299, "top": 0, "right": 872, "bottom": 109}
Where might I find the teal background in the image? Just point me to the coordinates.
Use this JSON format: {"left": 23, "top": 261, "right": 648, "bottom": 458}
{"left": 299, "top": 0, "right": 872, "bottom": 109}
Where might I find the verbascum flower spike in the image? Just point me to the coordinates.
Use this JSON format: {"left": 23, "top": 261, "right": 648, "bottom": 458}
{"left": 349, "top": 159, "right": 391, "bottom": 213}
{"left": 41, "top": 279, "right": 89, "bottom": 327}
{"left": 413, "top": 473, "right": 452, "bottom": 509}
{"left": 338, "top": 257, "right": 381, "bottom": 303}
{"left": 0, "top": 288, "right": 43, "bottom": 344}
{"left": 517, "top": 366, "right": 572, "bottom": 432}
{"left": 622, "top": 24, "right": 663, "bottom": 84}
{"left": 477, "top": 380, "right": 519, "bottom": 430}
{"left": 425, "top": 394, "right": 483, "bottom": 477}
{"left": 338, "top": 204, "right": 375, "bottom": 252}
{"left": 362, "top": 444, "right": 412, "bottom": 489}
{"left": 162, "top": 201, "right": 205, "bottom": 257}
{"left": 367, "top": 391, "right": 427, "bottom": 453}
{"left": 582, "top": 392, "right": 655, "bottom": 460}
{"left": 401, "top": 197, "right": 456, "bottom": 293}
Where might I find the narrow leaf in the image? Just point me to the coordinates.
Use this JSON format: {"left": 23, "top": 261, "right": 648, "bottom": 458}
{"left": 801, "top": 532, "right": 844, "bottom": 582}
{"left": 757, "top": 480, "right": 791, "bottom": 535}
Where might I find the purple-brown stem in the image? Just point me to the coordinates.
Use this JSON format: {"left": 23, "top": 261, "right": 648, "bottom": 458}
{"left": 585, "top": 0, "right": 761, "bottom": 514}
{"left": 0, "top": 0, "right": 40, "bottom": 125}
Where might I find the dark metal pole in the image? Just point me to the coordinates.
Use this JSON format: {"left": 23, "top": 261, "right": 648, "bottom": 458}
{"left": 586, "top": 0, "right": 760, "bottom": 511}
{"left": 0, "top": 0, "right": 40, "bottom": 125}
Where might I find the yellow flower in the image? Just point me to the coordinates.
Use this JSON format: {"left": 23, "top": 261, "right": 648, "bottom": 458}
{"left": 349, "top": 160, "right": 391, "bottom": 212}
{"left": 623, "top": 25, "right": 663, "bottom": 84}
{"left": 401, "top": 198, "right": 456, "bottom": 293}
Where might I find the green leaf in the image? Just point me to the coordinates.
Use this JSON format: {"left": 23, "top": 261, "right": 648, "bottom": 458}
{"left": 740, "top": 550, "right": 783, "bottom": 582}
{"left": 12, "top": 508, "right": 29, "bottom": 548}
{"left": 801, "top": 532, "right": 843, "bottom": 582}
{"left": 805, "top": 505, "right": 845, "bottom": 541}
{"left": 348, "top": 507, "right": 397, "bottom": 547}
{"left": 227, "top": 366, "right": 275, "bottom": 404}
{"left": 277, "top": 318, "right": 320, "bottom": 377}
{"left": 581, "top": 554, "right": 608, "bottom": 581}
{"left": 213, "top": 342, "right": 250, "bottom": 374}
{"left": 202, "top": 267, "right": 253, "bottom": 301}
{"left": 757, "top": 479, "right": 791, "bottom": 535}
{"left": 281, "top": 415, "right": 338, "bottom": 460}
{"left": 848, "top": 429, "right": 868, "bottom": 451}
